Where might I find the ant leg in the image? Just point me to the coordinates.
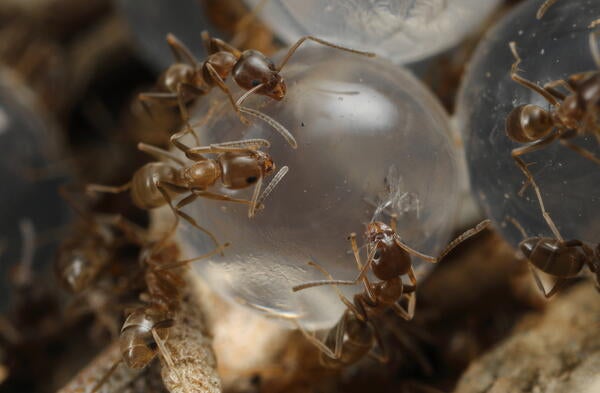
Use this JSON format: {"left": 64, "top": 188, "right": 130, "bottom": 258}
{"left": 201, "top": 31, "right": 242, "bottom": 57}
{"left": 589, "top": 29, "right": 600, "bottom": 68}
{"left": 156, "top": 182, "right": 222, "bottom": 253}
{"left": 166, "top": 33, "right": 198, "bottom": 65}
{"left": 536, "top": 0, "right": 559, "bottom": 19}
{"left": 511, "top": 137, "right": 564, "bottom": 241}
{"left": 152, "top": 243, "right": 230, "bottom": 271}
{"left": 86, "top": 182, "right": 131, "bottom": 195}
{"left": 368, "top": 320, "right": 389, "bottom": 363}
{"left": 349, "top": 233, "right": 377, "bottom": 302}
{"left": 542, "top": 80, "right": 568, "bottom": 100}
{"left": 229, "top": 0, "right": 269, "bottom": 48}
{"left": 559, "top": 138, "right": 600, "bottom": 165}
{"left": 156, "top": 182, "right": 221, "bottom": 248}
{"left": 331, "top": 312, "right": 349, "bottom": 359}
{"left": 291, "top": 319, "right": 339, "bottom": 360}
{"left": 250, "top": 166, "right": 289, "bottom": 218}
{"left": 529, "top": 266, "right": 566, "bottom": 298}
{"left": 98, "top": 214, "right": 147, "bottom": 245}
{"left": 292, "top": 246, "right": 377, "bottom": 292}
{"left": 151, "top": 328, "right": 191, "bottom": 393}
{"left": 177, "top": 190, "right": 253, "bottom": 209}
{"left": 170, "top": 101, "right": 221, "bottom": 156}
{"left": 294, "top": 261, "right": 363, "bottom": 316}
{"left": 393, "top": 268, "right": 417, "bottom": 320}
{"left": 90, "top": 358, "right": 124, "bottom": 393}
{"left": 204, "top": 63, "right": 249, "bottom": 124}
{"left": 277, "top": 36, "right": 375, "bottom": 71}
{"left": 509, "top": 42, "right": 560, "bottom": 106}
{"left": 137, "top": 142, "right": 186, "bottom": 167}
{"left": 392, "top": 220, "right": 490, "bottom": 263}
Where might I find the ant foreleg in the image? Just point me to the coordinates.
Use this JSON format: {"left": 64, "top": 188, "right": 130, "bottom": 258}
{"left": 166, "top": 33, "right": 198, "bottom": 65}
{"left": 509, "top": 42, "right": 560, "bottom": 106}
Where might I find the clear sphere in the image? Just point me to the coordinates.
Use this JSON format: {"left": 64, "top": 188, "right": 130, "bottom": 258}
{"left": 180, "top": 46, "right": 461, "bottom": 328}
{"left": 244, "top": 0, "right": 500, "bottom": 64}
{"left": 457, "top": 0, "right": 600, "bottom": 248}
{"left": 0, "top": 68, "right": 70, "bottom": 311}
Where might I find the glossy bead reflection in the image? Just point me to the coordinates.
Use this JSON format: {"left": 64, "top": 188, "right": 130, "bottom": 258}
{"left": 0, "top": 68, "right": 70, "bottom": 311}
{"left": 181, "top": 46, "right": 461, "bottom": 328}
{"left": 457, "top": 0, "right": 600, "bottom": 248}
{"left": 244, "top": 0, "right": 500, "bottom": 63}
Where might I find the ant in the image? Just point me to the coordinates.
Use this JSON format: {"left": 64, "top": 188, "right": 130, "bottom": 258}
{"left": 91, "top": 237, "right": 222, "bottom": 393}
{"left": 86, "top": 138, "right": 288, "bottom": 251}
{"left": 506, "top": 34, "right": 600, "bottom": 204}
{"left": 138, "top": 31, "right": 374, "bottom": 146}
{"left": 54, "top": 187, "right": 149, "bottom": 293}
{"left": 507, "top": 182, "right": 600, "bottom": 297}
{"left": 291, "top": 217, "right": 490, "bottom": 367}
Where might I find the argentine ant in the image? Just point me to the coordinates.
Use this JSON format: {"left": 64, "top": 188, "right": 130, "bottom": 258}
{"left": 291, "top": 217, "right": 490, "bottom": 367}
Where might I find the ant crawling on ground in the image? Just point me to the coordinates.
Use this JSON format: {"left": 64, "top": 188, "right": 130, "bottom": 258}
{"left": 87, "top": 137, "right": 288, "bottom": 251}
{"left": 291, "top": 215, "right": 490, "bottom": 367}
{"left": 506, "top": 32, "right": 600, "bottom": 199}
{"left": 138, "top": 28, "right": 374, "bottom": 147}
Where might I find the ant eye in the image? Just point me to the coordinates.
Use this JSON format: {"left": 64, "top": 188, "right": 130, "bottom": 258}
{"left": 252, "top": 80, "right": 261, "bottom": 87}
{"left": 246, "top": 176, "right": 258, "bottom": 184}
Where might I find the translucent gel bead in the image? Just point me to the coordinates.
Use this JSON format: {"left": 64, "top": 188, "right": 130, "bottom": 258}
{"left": 180, "top": 46, "right": 461, "bottom": 328}
{"left": 116, "top": 0, "right": 214, "bottom": 71}
{"left": 457, "top": 0, "right": 600, "bottom": 248}
{"left": 0, "top": 68, "right": 70, "bottom": 311}
{"left": 244, "top": 0, "right": 500, "bottom": 64}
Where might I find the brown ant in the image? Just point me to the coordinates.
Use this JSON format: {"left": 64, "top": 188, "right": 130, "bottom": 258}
{"left": 138, "top": 31, "right": 374, "bottom": 146}
{"left": 291, "top": 218, "right": 490, "bottom": 367}
{"left": 506, "top": 35, "right": 600, "bottom": 217}
{"left": 54, "top": 187, "right": 148, "bottom": 293}
{"left": 86, "top": 138, "right": 288, "bottom": 250}
{"left": 507, "top": 182, "right": 600, "bottom": 297}
{"left": 91, "top": 237, "right": 221, "bottom": 393}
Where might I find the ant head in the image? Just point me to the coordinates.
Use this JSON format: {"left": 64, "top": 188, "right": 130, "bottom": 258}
{"left": 365, "top": 221, "right": 394, "bottom": 243}
{"left": 255, "top": 150, "right": 275, "bottom": 176}
{"left": 219, "top": 151, "right": 274, "bottom": 189}
{"left": 365, "top": 221, "right": 411, "bottom": 280}
{"left": 506, "top": 104, "right": 553, "bottom": 143}
{"left": 233, "top": 50, "right": 286, "bottom": 100}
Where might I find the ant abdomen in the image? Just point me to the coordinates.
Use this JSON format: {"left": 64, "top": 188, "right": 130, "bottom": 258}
{"left": 131, "top": 163, "right": 178, "bottom": 209}
{"left": 55, "top": 244, "right": 109, "bottom": 293}
{"left": 520, "top": 238, "right": 586, "bottom": 277}
{"left": 506, "top": 104, "right": 554, "bottom": 143}
{"left": 120, "top": 309, "right": 170, "bottom": 369}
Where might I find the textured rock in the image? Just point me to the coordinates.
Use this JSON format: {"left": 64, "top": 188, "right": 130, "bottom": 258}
{"left": 454, "top": 284, "right": 600, "bottom": 393}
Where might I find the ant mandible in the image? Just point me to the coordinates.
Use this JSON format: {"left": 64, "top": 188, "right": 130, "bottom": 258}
{"left": 291, "top": 217, "right": 490, "bottom": 367}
